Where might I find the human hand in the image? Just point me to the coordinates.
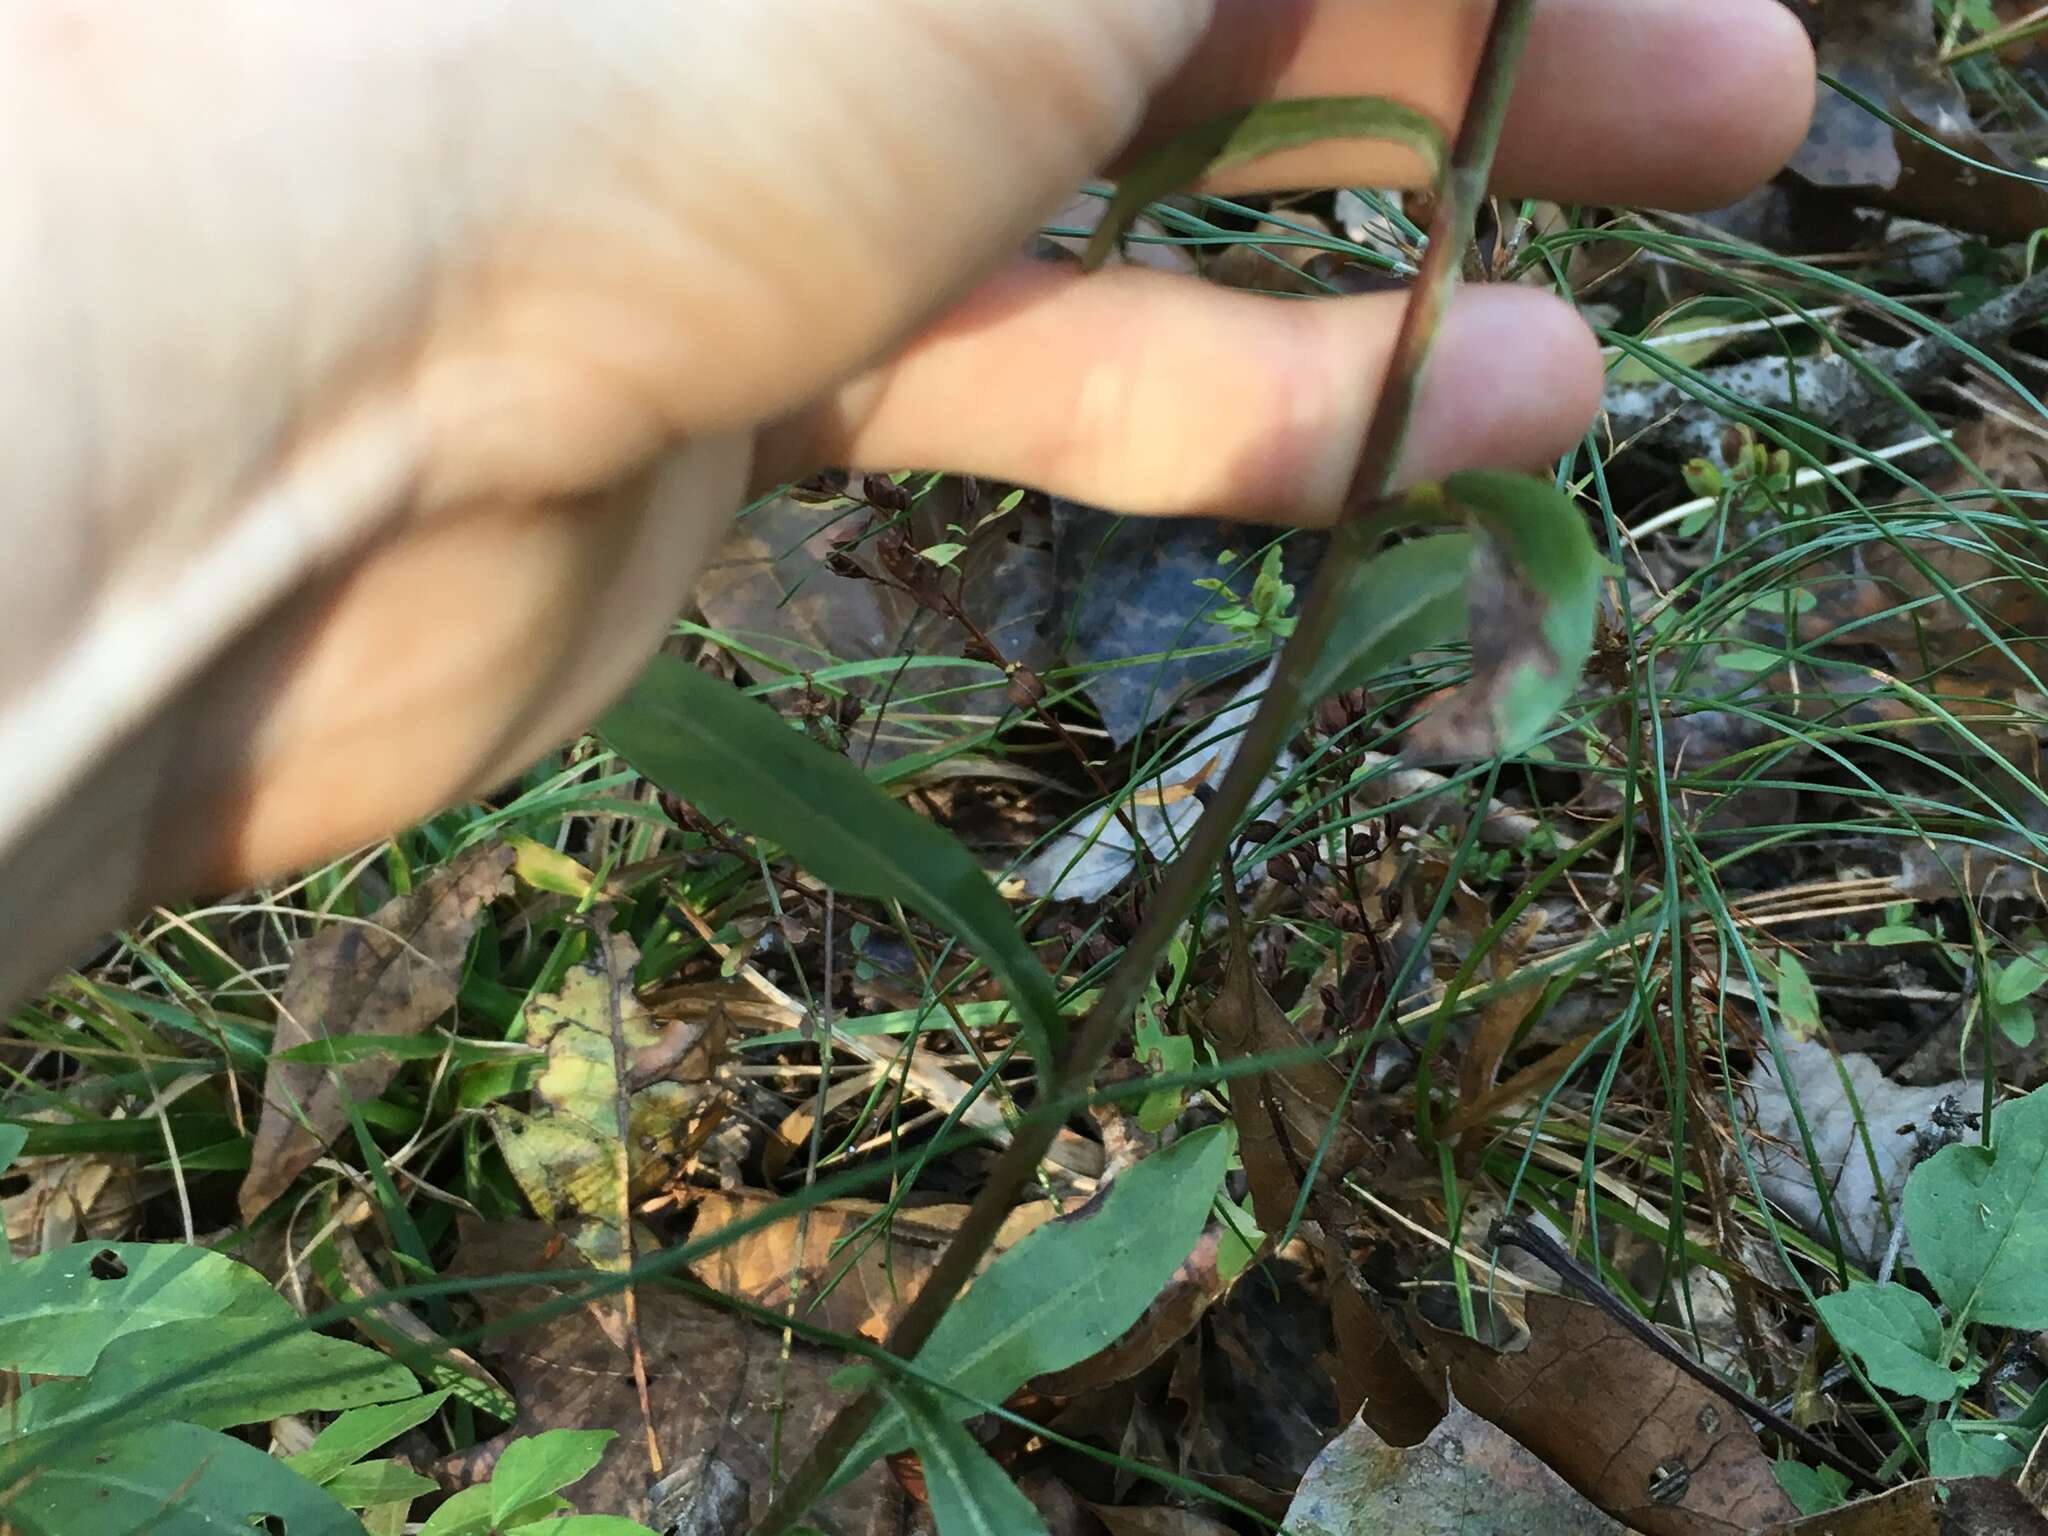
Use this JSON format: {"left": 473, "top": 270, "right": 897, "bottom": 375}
{"left": 0, "top": 0, "right": 1813, "bottom": 995}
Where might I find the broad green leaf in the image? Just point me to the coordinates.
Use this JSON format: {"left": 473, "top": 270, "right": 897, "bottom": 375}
{"left": 491, "top": 1428, "right": 615, "bottom": 1526}
{"left": 324, "top": 1458, "right": 440, "bottom": 1508}
{"left": 417, "top": 1484, "right": 494, "bottom": 1536}
{"left": 1304, "top": 534, "right": 1471, "bottom": 704}
{"left": 285, "top": 1389, "right": 452, "bottom": 1485}
{"left": 1904, "top": 1083, "right": 2048, "bottom": 1329}
{"left": 1995, "top": 947, "right": 2048, "bottom": 1005}
{"left": 1772, "top": 1460, "right": 1850, "bottom": 1516}
{"left": 843, "top": 1125, "right": 1232, "bottom": 1473}
{"left": 1927, "top": 1419, "right": 2029, "bottom": 1479}
{"left": 12, "top": 1310, "right": 417, "bottom": 1447}
{"left": 1406, "top": 473, "right": 1602, "bottom": 760}
{"left": 419, "top": 1485, "right": 567, "bottom": 1536}
{"left": 0, "top": 1240, "right": 293, "bottom": 1377}
{"left": 601, "top": 655, "right": 1064, "bottom": 1067}
{"left": 1993, "top": 993, "right": 2038, "bottom": 1048}
{"left": 5, "top": 1420, "right": 361, "bottom": 1536}
{"left": 1773, "top": 950, "right": 1823, "bottom": 1041}
{"left": 1086, "top": 96, "right": 1447, "bottom": 271}
{"left": 1867, "top": 924, "right": 1935, "bottom": 946}
{"left": 1814, "top": 1281, "right": 1971, "bottom": 1402}
{"left": 884, "top": 1381, "right": 1049, "bottom": 1536}
{"left": 545, "top": 1520, "right": 665, "bottom": 1535}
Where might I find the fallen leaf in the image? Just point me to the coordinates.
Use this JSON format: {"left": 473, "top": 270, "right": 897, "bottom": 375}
{"left": 687, "top": 1189, "right": 1050, "bottom": 1343}
{"left": 1419, "top": 1292, "right": 1799, "bottom": 1536}
{"left": 1789, "top": 0, "right": 2048, "bottom": 238}
{"left": 1765, "top": 1477, "right": 2048, "bottom": 1534}
{"left": 239, "top": 843, "right": 515, "bottom": 1221}
{"left": 1283, "top": 1392, "right": 1627, "bottom": 1536}
{"left": 693, "top": 487, "right": 1052, "bottom": 765}
{"left": 443, "top": 1220, "right": 908, "bottom": 1530}
{"left": 1200, "top": 884, "right": 1364, "bottom": 1233}
{"left": 1747, "top": 1036, "right": 1972, "bottom": 1269}
{"left": 1045, "top": 501, "right": 1314, "bottom": 746}
{"left": 490, "top": 919, "right": 727, "bottom": 1268}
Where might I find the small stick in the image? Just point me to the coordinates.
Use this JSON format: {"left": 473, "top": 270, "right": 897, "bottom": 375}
{"left": 1491, "top": 1216, "right": 1884, "bottom": 1495}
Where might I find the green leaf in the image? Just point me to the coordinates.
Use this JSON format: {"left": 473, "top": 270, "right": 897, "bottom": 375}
{"left": 1305, "top": 534, "right": 1471, "bottom": 704}
{"left": 1403, "top": 472, "right": 1602, "bottom": 759}
{"left": 884, "top": 1381, "right": 1050, "bottom": 1536}
{"left": 1927, "top": 1420, "right": 2029, "bottom": 1479}
{"left": 1814, "top": 1281, "right": 1971, "bottom": 1402}
{"left": 1995, "top": 948, "right": 2048, "bottom": 1005}
{"left": 417, "top": 1484, "right": 495, "bottom": 1536}
{"left": 490, "top": 1428, "right": 615, "bottom": 1525}
{"left": 0, "top": 1241, "right": 294, "bottom": 1377}
{"left": 5, "top": 1420, "right": 362, "bottom": 1536}
{"left": 1773, "top": 950, "right": 1823, "bottom": 1041}
{"left": 1867, "top": 924, "right": 1936, "bottom": 947}
{"left": 1772, "top": 1459, "right": 1850, "bottom": 1516}
{"left": 0, "top": 1122, "right": 27, "bottom": 1181}
{"left": 1905, "top": 1083, "right": 2048, "bottom": 1329}
{"left": 285, "top": 1389, "right": 452, "bottom": 1485}
{"left": 543, "top": 1520, "right": 665, "bottom": 1535}
{"left": 324, "top": 1458, "right": 440, "bottom": 1508}
{"left": 1993, "top": 993, "right": 2038, "bottom": 1048}
{"left": 600, "top": 655, "right": 1064, "bottom": 1069}
{"left": 12, "top": 1310, "right": 417, "bottom": 1445}
{"left": 844, "top": 1125, "right": 1232, "bottom": 1473}
{"left": 1086, "top": 96, "right": 1446, "bottom": 270}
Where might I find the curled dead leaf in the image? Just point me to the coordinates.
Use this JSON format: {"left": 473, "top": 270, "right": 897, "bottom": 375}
{"left": 239, "top": 842, "right": 514, "bottom": 1222}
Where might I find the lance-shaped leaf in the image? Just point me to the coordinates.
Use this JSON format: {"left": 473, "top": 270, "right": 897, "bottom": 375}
{"left": 601, "top": 655, "right": 1064, "bottom": 1067}
{"left": 1087, "top": 96, "right": 1447, "bottom": 270}
{"left": 1304, "top": 533, "right": 1471, "bottom": 705}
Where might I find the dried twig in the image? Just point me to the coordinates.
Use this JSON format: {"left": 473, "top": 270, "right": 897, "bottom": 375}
{"left": 1603, "top": 268, "right": 2048, "bottom": 463}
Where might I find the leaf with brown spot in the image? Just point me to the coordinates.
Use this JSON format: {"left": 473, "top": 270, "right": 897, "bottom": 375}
{"left": 1283, "top": 1393, "right": 1627, "bottom": 1536}
{"left": 490, "top": 919, "right": 727, "bottom": 1268}
{"left": 1419, "top": 1292, "right": 1798, "bottom": 1536}
{"left": 238, "top": 842, "right": 514, "bottom": 1221}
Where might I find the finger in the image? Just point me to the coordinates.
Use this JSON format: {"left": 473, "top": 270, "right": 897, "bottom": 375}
{"left": 1125, "top": 0, "right": 1816, "bottom": 211}
{"left": 758, "top": 261, "right": 1602, "bottom": 522}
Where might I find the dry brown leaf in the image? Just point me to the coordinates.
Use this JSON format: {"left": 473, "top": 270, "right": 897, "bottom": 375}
{"left": 239, "top": 843, "right": 514, "bottom": 1221}
{"left": 1789, "top": 0, "right": 2048, "bottom": 238}
{"left": 1419, "top": 1292, "right": 1799, "bottom": 1536}
{"left": 1322, "top": 1234, "right": 1441, "bottom": 1446}
{"left": 1283, "top": 1392, "right": 1627, "bottom": 1536}
{"left": 443, "top": 1219, "right": 909, "bottom": 1531}
{"left": 688, "top": 1188, "right": 1049, "bottom": 1342}
{"left": 1201, "top": 886, "right": 1364, "bottom": 1233}
{"left": 1765, "top": 1478, "right": 2048, "bottom": 1535}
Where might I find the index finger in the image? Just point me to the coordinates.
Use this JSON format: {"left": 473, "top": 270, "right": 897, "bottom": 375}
{"left": 1126, "top": 0, "right": 1816, "bottom": 210}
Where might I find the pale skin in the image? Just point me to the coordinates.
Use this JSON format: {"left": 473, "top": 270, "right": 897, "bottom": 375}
{"left": 0, "top": 0, "right": 1815, "bottom": 999}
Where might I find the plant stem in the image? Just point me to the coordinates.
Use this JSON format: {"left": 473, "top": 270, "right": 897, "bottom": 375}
{"left": 747, "top": 10, "right": 1540, "bottom": 1531}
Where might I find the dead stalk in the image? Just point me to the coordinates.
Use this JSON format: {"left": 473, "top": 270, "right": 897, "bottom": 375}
{"left": 746, "top": 8, "right": 1542, "bottom": 1531}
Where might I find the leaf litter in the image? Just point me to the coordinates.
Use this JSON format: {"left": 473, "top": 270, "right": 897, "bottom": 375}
{"left": 27, "top": 12, "right": 2048, "bottom": 1535}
